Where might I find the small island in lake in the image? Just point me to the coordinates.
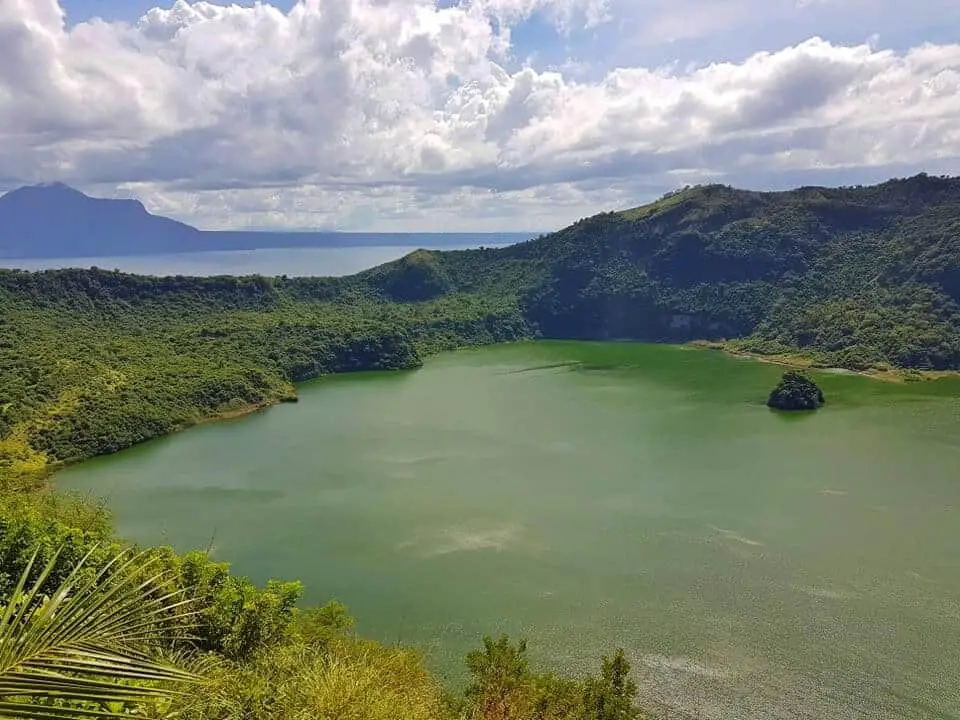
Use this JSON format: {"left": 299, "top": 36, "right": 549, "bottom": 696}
{"left": 767, "top": 371, "right": 825, "bottom": 411}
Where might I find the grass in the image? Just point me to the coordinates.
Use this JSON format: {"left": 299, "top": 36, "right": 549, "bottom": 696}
{"left": 176, "top": 634, "right": 452, "bottom": 720}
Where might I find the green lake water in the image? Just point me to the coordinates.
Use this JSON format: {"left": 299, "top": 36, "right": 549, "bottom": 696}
{"left": 57, "top": 342, "right": 960, "bottom": 719}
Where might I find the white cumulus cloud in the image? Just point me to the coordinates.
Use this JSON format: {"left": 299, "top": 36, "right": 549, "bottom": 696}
{"left": 0, "top": 0, "right": 958, "bottom": 231}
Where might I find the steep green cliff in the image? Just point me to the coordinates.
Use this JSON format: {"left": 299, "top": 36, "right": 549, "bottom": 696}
{"left": 429, "top": 173, "right": 960, "bottom": 370}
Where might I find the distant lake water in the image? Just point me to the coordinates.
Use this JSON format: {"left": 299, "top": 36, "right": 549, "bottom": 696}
{"left": 0, "top": 243, "right": 511, "bottom": 277}
{"left": 58, "top": 341, "right": 960, "bottom": 719}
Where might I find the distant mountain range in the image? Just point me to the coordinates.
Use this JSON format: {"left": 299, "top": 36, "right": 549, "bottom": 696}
{"left": 0, "top": 183, "right": 536, "bottom": 258}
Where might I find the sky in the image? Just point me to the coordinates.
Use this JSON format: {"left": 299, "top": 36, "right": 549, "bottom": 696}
{"left": 1, "top": 0, "right": 959, "bottom": 232}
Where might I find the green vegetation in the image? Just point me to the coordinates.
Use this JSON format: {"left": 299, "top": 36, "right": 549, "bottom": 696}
{"left": 3, "top": 172, "right": 960, "bottom": 718}
{"left": 0, "top": 269, "right": 530, "bottom": 486}
{"left": 0, "top": 263, "right": 640, "bottom": 716}
{"left": 766, "top": 371, "right": 825, "bottom": 411}
{"left": 500, "top": 173, "right": 960, "bottom": 371}
{"left": 5, "top": 173, "right": 960, "bottom": 485}
{"left": 0, "top": 493, "right": 651, "bottom": 719}
{"left": 0, "top": 544, "right": 201, "bottom": 719}
{"left": 458, "top": 636, "right": 644, "bottom": 720}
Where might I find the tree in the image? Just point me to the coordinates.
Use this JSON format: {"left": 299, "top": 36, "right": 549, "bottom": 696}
{"left": 581, "top": 649, "right": 641, "bottom": 720}
{"left": 465, "top": 635, "right": 532, "bottom": 720}
{"left": 0, "top": 544, "right": 202, "bottom": 719}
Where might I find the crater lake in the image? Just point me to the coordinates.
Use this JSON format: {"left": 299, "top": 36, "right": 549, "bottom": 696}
{"left": 56, "top": 341, "right": 960, "bottom": 720}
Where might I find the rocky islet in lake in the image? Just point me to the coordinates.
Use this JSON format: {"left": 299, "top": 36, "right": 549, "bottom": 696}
{"left": 766, "top": 371, "right": 825, "bottom": 410}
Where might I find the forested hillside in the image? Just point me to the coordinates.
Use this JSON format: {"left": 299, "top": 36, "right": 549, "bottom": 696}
{"left": 0, "top": 269, "right": 530, "bottom": 486}
{"left": 442, "top": 172, "right": 960, "bottom": 371}
{"left": 3, "top": 173, "right": 959, "bottom": 488}
{"left": 353, "top": 173, "right": 960, "bottom": 370}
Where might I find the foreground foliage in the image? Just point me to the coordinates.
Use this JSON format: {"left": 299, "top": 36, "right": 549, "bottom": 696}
{"left": 0, "top": 544, "right": 201, "bottom": 719}
{"left": 175, "top": 612, "right": 451, "bottom": 720}
{"left": 460, "top": 636, "right": 645, "bottom": 720}
{"left": 0, "top": 495, "right": 653, "bottom": 719}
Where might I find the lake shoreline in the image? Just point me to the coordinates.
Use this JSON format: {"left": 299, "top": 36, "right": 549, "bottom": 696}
{"left": 53, "top": 339, "right": 960, "bottom": 719}
{"left": 14, "top": 337, "right": 954, "bottom": 493}
{"left": 8, "top": 391, "right": 296, "bottom": 494}
{"left": 688, "top": 340, "right": 960, "bottom": 383}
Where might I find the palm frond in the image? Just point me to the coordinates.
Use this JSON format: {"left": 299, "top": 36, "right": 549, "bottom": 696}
{"left": 0, "top": 544, "right": 204, "bottom": 719}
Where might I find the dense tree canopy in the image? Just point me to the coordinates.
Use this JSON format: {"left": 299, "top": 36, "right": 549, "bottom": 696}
{"left": 487, "top": 174, "right": 960, "bottom": 369}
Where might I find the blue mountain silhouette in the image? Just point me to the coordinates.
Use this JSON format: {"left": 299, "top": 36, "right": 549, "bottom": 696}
{"left": 0, "top": 183, "right": 535, "bottom": 259}
{"left": 0, "top": 183, "right": 202, "bottom": 257}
